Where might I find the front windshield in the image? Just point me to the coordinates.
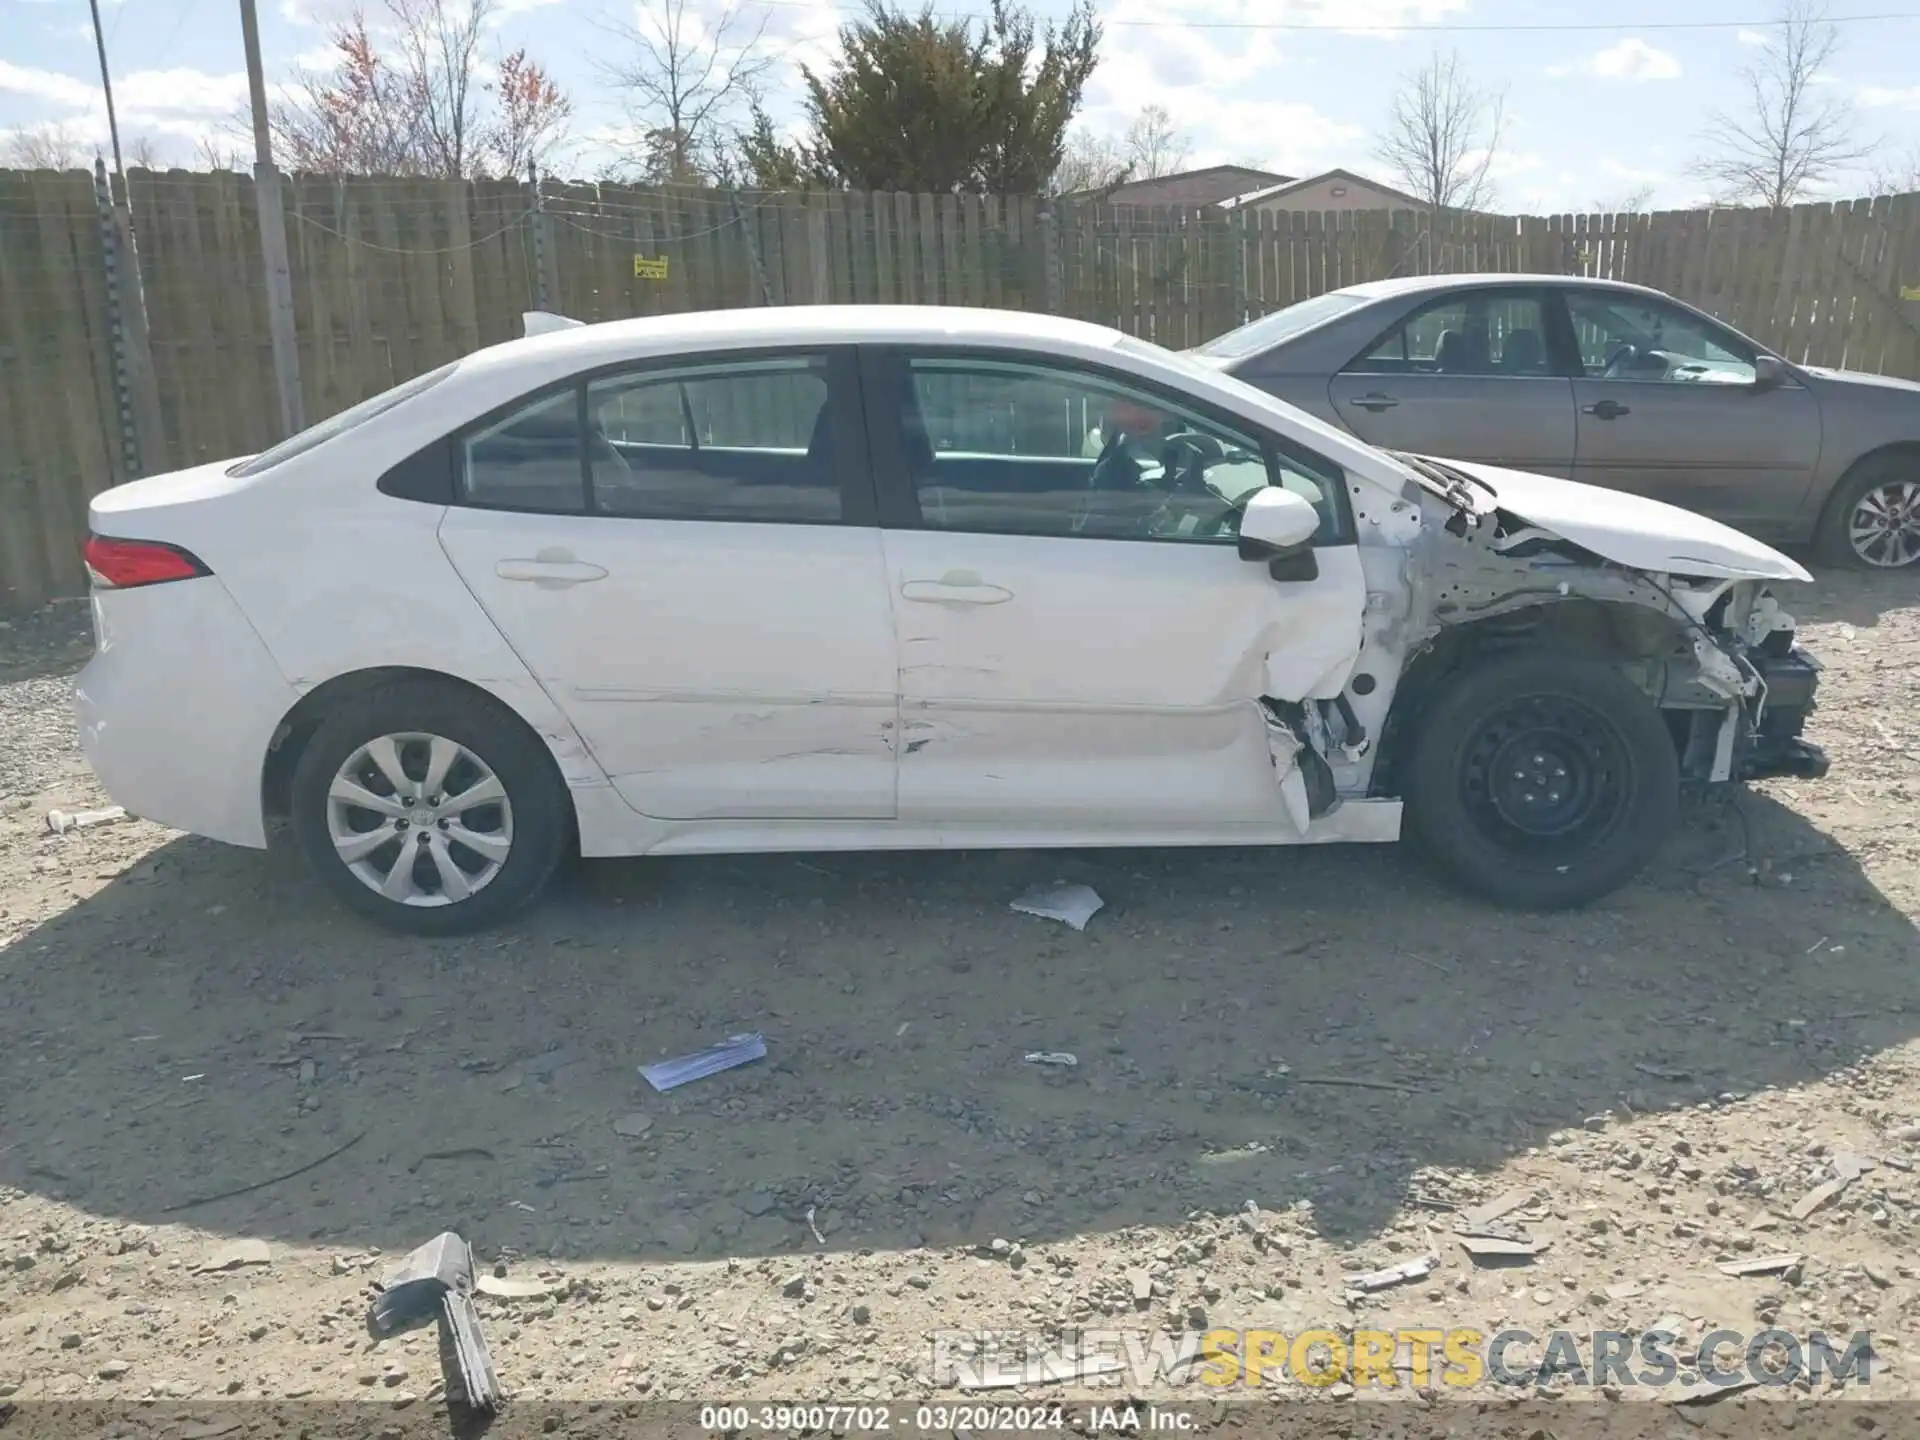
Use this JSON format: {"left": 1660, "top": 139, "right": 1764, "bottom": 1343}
{"left": 228, "top": 361, "right": 460, "bottom": 477}
{"left": 1190, "top": 290, "right": 1370, "bottom": 360}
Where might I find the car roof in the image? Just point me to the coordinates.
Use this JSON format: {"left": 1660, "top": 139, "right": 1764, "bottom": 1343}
{"left": 1329, "top": 272, "right": 1667, "bottom": 302}
{"left": 461, "top": 304, "right": 1132, "bottom": 376}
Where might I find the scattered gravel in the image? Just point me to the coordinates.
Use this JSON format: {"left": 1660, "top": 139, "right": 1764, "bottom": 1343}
{"left": 1, "top": 570, "right": 1917, "bottom": 1417}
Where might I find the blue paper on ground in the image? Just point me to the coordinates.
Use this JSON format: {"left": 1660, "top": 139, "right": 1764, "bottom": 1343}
{"left": 639, "top": 1032, "right": 767, "bottom": 1092}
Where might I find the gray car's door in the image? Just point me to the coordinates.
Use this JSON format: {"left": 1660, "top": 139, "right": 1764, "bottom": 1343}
{"left": 1558, "top": 288, "right": 1821, "bottom": 535}
{"left": 1323, "top": 287, "right": 1576, "bottom": 476}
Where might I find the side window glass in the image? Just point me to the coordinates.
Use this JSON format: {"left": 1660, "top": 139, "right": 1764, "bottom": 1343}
{"left": 1345, "top": 292, "right": 1550, "bottom": 377}
{"left": 585, "top": 357, "right": 840, "bottom": 522}
{"left": 1566, "top": 293, "right": 1757, "bottom": 384}
{"left": 901, "top": 356, "right": 1342, "bottom": 545}
{"left": 462, "top": 389, "right": 586, "bottom": 512}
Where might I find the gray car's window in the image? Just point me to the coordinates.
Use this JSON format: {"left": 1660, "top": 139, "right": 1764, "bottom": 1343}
{"left": 1345, "top": 292, "right": 1550, "bottom": 377}
{"left": 1565, "top": 292, "right": 1757, "bottom": 384}
{"left": 1191, "top": 291, "right": 1371, "bottom": 359}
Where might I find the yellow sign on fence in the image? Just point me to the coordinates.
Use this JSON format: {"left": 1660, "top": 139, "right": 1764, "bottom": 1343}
{"left": 633, "top": 255, "right": 669, "bottom": 280}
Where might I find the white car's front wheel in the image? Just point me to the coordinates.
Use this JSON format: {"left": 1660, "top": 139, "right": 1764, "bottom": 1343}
{"left": 290, "top": 680, "right": 570, "bottom": 934}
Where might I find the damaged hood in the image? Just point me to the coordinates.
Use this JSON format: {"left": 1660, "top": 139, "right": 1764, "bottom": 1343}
{"left": 1423, "top": 458, "right": 1813, "bottom": 583}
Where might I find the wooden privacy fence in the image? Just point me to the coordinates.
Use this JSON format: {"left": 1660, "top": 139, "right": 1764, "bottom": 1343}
{"left": 5, "top": 168, "right": 1920, "bottom": 609}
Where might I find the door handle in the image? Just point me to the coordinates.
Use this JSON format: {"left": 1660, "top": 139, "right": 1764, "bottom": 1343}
{"left": 1347, "top": 392, "right": 1399, "bottom": 411}
{"left": 496, "top": 557, "right": 609, "bottom": 587}
{"left": 901, "top": 579, "right": 1014, "bottom": 607}
{"left": 1583, "top": 400, "right": 1631, "bottom": 419}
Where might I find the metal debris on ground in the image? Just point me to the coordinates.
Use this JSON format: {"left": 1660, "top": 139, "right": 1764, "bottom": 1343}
{"left": 639, "top": 1033, "right": 767, "bottom": 1092}
{"left": 1457, "top": 1235, "right": 1550, "bottom": 1262}
{"left": 1718, "top": 1252, "right": 1802, "bottom": 1277}
{"left": 406, "top": 1147, "right": 495, "bottom": 1174}
{"left": 1345, "top": 1253, "right": 1437, "bottom": 1294}
{"left": 1456, "top": 1188, "right": 1533, "bottom": 1232}
{"left": 1790, "top": 1153, "right": 1872, "bottom": 1220}
{"left": 367, "top": 1231, "right": 502, "bottom": 1412}
{"left": 45, "top": 805, "right": 127, "bottom": 833}
{"left": 194, "top": 1238, "right": 270, "bottom": 1273}
{"left": 806, "top": 1205, "right": 826, "bottom": 1245}
{"left": 1023, "top": 1051, "right": 1078, "bottom": 1068}
{"left": 1009, "top": 881, "right": 1104, "bottom": 931}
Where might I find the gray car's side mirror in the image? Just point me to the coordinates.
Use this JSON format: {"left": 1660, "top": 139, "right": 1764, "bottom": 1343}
{"left": 1752, "top": 354, "right": 1790, "bottom": 392}
{"left": 1238, "top": 487, "right": 1321, "bottom": 581}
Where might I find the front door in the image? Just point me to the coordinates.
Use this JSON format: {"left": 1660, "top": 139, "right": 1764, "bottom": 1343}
{"left": 860, "top": 347, "right": 1366, "bottom": 829}
{"left": 1325, "top": 286, "right": 1576, "bottom": 476}
{"left": 436, "top": 347, "right": 900, "bottom": 821}
{"left": 1558, "top": 288, "right": 1821, "bottom": 535}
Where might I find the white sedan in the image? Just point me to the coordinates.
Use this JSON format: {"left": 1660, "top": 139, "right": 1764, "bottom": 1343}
{"left": 75, "top": 306, "right": 1828, "bottom": 934}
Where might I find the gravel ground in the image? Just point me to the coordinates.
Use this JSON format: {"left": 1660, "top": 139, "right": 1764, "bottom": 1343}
{"left": 2, "top": 573, "right": 1920, "bottom": 1436}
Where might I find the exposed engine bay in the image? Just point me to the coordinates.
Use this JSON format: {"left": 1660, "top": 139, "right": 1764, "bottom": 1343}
{"left": 1257, "top": 456, "right": 1830, "bottom": 825}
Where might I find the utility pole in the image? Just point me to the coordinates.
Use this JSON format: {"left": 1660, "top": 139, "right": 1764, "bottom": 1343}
{"left": 239, "top": 0, "right": 305, "bottom": 436}
{"left": 85, "top": 0, "right": 126, "bottom": 189}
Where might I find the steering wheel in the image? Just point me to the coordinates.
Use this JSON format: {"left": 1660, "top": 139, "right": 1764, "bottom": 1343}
{"left": 1158, "top": 430, "right": 1223, "bottom": 493}
{"left": 1600, "top": 341, "right": 1638, "bottom": 378}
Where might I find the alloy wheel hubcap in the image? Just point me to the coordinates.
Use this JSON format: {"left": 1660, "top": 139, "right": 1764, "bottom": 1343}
{"left": 326, "top": 732, "right": 513, "bottom": 907}
{"left": 1848, "top": 481, "right": 1920, "bottom": 569}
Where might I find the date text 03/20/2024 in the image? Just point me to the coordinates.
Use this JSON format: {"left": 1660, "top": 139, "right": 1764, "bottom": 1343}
{"left": 698, "top": 1404, "right": 1192, "bottom": 1432}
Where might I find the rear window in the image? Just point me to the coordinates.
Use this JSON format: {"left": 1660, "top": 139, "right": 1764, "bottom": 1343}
{"left": 1192, "top": 292, "right": 1370, "bottom": 360}
{"left": 228, "top": 362, "right": 459, "bottom": 477}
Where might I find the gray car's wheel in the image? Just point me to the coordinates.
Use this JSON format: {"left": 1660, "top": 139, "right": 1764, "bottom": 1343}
{"left": 290, "top": 680, "right": 570, "bottom": 935}
{"left": 1815, "top": 453, "right": 1920, "bottom": 570}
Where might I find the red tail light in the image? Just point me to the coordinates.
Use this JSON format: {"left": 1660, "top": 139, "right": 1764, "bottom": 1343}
{"left": 83, "top": 535, "right": 210, "bottom": 589}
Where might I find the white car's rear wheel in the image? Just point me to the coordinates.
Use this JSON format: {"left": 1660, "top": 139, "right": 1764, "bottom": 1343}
{"left": 290, "top": 681, "right": 569, "bottom": 934}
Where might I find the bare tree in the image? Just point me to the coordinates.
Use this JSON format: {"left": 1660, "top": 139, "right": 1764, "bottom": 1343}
{"left": 1593, "top": 182, "right": 1657, "bottom": 213}
{"left": 1123, "top": 103, "right": 1189, "bottom": 179}
{"left": 4, "top": 121, "right": 88, "bottom": 169}
{"left": 195, "top": 134, "right": 248, "bottom": 171}
{"left": 601, "top": 0, "right": 774, "bottom": 183}
{"left": 1868, "top": 144, "right": 1920, "bottom": 197}
{"left": 272, "top": 0, "right": 569, "bottom": 177}
{"left": 1374, "top": 50, "right": 1504, "bottom": 211}
{"left": 125, "top": 135, "right": 164, "bottom": 169}
{"left": 1692, "top": 0, "right": 1869, "bottom": 208}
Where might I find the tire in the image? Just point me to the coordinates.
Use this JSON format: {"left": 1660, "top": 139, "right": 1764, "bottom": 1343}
{"left": 289, "top": 679, "right": 570, "bottom": 935}
{"left": 1402, "top": 654, "right": 1679, "bottom": 910}
{"left": 1814, "top": 452, "right": 1920, "bottom": 570}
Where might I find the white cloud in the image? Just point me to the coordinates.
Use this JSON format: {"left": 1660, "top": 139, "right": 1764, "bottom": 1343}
{"left": 0, "top": 60, "right": 100, "bottom": 109}
{"left": 0, "top": 62, "right": 248, "bottom": 153}
{"left": 1737, "top": 28, "right": 1770, "bottom": 46}
{"left": 1860, "top": 84, "right": 1920, "bottom": 109}
{"left": 1550, "top": 38, "right": 1681, "bottom": 82}
{"left": 1072, "top": 0, "right": 1368, "bottom": 179}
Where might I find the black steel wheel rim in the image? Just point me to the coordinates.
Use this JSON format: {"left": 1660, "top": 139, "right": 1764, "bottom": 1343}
{"left": 1458, "top": 694, "right": 1634, "bottom": 858}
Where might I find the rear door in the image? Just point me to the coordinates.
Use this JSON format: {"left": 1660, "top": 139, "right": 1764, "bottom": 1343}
{"left": 1324, "top": 287, "right": 1576, "bottom": 476}
{"left": 436, "top": 347, "right": 900, "bottom": 821}
{"left": 863, "top": 345, "right": 1367, "bottom": 830}
{"left": 1557, "top": 288, "right": 1821, "bottom": 534}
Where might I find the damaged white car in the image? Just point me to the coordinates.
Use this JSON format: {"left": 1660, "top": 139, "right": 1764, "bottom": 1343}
{"left": 74, "top": 306, "right": 1828, "bottom": 934}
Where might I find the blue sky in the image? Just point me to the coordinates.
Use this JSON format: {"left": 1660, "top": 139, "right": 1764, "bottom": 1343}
{"left": 4, "top": 0, "right": 1920, "bottom": 209}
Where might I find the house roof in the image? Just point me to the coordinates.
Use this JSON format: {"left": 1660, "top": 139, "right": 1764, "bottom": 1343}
{"left": 1220, "top": 168, "right": 1433, "bottom": 211}
{"left": 1101, "top": 164, "right": 1294, "bottom": 208}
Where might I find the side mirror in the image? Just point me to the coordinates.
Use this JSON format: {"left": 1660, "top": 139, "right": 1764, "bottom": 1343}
{"left": 1752, "top": 354, "right": 1790, "bottom": 393}
{"left": 1238, "top": 487, "right": 1321, "bottom": 582}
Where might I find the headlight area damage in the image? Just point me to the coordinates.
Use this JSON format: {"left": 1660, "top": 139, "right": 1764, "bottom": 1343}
{"left": 1362, "top": 492, "right": 1830, "bottom": 804}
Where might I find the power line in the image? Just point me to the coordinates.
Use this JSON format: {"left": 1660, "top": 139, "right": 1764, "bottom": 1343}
{"left": 739, "top": 0, "right": 1920, "bottom": 33}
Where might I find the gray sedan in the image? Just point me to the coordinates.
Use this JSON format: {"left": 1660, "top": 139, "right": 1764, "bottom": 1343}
{"left": 1189, "top": 274, "right": 1920, "bottom": 569}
